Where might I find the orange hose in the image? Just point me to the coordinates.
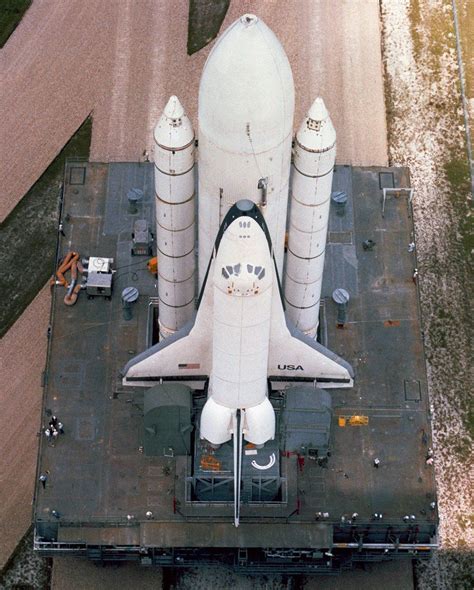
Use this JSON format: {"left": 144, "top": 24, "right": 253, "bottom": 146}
{"left": 64, "top": 283, "right": 81, "bottom": 306}
{"left": 56, "top": 251, "right": 79, "bottom": 287}
{"left": 53, "top": 251, "right": 82, "bottom": 305}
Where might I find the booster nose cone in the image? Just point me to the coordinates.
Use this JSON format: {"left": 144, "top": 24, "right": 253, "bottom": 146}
{"left": 295, "top": 97, "right": 336, "bottom": 155}
{"left": 307, "top": 96, "right": 328, "bottom": 122}
{"left": 154, "top": 96, "right": 194, "bottom": 149}
{"left": 199, "top": 14, "right": 294, "bottom": 153}
{"left": 163, "top": 95, "right": 184, "bottom": 120}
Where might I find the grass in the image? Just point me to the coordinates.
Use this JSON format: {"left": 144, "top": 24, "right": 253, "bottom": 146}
{"left": 187, "top": 0, "right": 230, "bottom": 55}
{"left": 409, "top": 0, "right": 423, "bottom": 59}
{"left": 445, "top": 154, "right": 473, "bottom": 256}
{"left": 445, "top": 157, "right": 470, "bottom": 189}
{"left": 403, "top": 0, "right": 473, "bottom": 262}
{"left": 0, "top": 0, "right": 31, "bottom": 47}
{"left": 0, "top": 117, "right": 92, "bottom": 338}
{"left": 457, "top": 0, "right": 474, "bottom": 140}
{"left": 416, "top": 549, "right": 474, "bottom": 588}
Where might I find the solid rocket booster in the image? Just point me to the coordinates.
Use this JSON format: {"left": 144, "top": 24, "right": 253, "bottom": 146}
{"left": 284, "top": 98, "right": 336, "bottom": 337}
{"left": 154, "top": 96, "right": 196, "bottom": 339}
{"left": 197, "top": 14, "right": 295, "bottom": 289}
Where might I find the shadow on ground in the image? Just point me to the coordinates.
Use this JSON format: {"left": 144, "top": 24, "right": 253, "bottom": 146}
{"left": 0, "top": 117, "right": 91, "bottom": 338}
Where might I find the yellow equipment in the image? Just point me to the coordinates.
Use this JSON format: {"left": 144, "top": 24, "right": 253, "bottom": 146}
{"left": 338, "top": 415, "right": 369, "bottom": 427}
{"left": 200, "top": 455, "right": 221, "bottom": 471}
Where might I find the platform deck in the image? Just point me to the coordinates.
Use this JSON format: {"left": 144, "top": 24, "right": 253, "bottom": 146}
{"left": 34, "top": 163, "right": 436, "bottom": 554}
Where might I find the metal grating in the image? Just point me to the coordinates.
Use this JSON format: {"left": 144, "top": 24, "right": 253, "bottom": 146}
{"left": 328, "top": 231, "right": 353, "bottom": 244}
{"left": 69, "top": 166, "right": 86, "bottom": 185}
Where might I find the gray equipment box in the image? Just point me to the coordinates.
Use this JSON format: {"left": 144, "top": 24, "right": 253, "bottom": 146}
{"left": 132, "top": 219, "right": 152, "bottom": 256}
{"left": 144, "top": 383, "right": 193, "bottom": 456}
{"left": 280, "top": 387, "right": 332, "bottom": 459}
{"left": 86, "top": 271, "right": 113, "bottom": 297}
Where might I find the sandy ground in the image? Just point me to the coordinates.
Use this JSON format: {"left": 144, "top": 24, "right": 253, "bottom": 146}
{"left": 50, "top": 558, "right": 162, "bottom": 589}
{"left": 0, "top": 284, "right": 50, "bottom": 570}
{"left": 0, "top": 0, "right": 387, "bottom": 222}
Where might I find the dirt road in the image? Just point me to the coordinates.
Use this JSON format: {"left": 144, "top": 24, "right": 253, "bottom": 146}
{"left": 1, "top": 0, "right": 387, "bottom": 222}
{"left": 0, "top": 284, "right": 50, "bottom": 570}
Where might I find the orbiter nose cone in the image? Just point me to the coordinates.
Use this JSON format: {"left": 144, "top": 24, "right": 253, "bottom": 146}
{"left": 296, "top": 97, "right": 336, "bottom": 150}
{"left": 199, "top": 14, "right": 295, "bottom": 153}
{"left": 154, "top": 95, "right": 194, "bottom": 149}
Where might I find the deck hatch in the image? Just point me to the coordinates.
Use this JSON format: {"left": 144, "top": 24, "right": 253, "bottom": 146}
{"left": 379, "top": 171, "right": 394, "bottom": 189}
{"left": 69, "top": 166, "right": 86, "bottom": 185}
{"left": 404, "top": 379, "right": 422, "bottom": 401}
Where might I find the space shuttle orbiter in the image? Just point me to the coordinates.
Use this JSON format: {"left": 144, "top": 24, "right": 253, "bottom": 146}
{"left": 123, "top": 199, "right": 353, "bottom": 446}
{"left": 122, "top": 14, "right": 353, "bottom": 492}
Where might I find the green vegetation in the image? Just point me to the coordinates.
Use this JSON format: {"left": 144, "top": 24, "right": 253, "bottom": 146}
{"left": 445, "top": 157, "right": 470, "bottom": 190}
{"left": 458, "top": 0, "right": 474, "bottom": 139}
{"left": 0, "top": 0, "right": 31, "bottom": 47}
{"left": 410, "top": 0, "right": 458, "bottom": 60}
{"left": 187, "top": 0, "right": 230, "bottom": 55}
{"left": 400, "top": 1, "right": 474, "bottom": 459}
{"left": 445, "top": 155, "right": 473, "bottom": 256}
{"left": 408, "top": 0, "right": 423, "bottom": 59}
{"left": 0, "top": 117, "right": 92, "bottom": 338}
{"left": 416, "top": 550, "right": 474, "bottom": 589}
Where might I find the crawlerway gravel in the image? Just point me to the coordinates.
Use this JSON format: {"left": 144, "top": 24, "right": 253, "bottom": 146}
{"left": 381, "top": 0, "right": 473, "bottom": 584}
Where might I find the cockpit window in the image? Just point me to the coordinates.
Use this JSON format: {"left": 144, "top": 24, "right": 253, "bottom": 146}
{"left": 222, "top": 263, "right": 264, "bottom": 281}
{"left": 222, "top": 264, "right": 241, "bottom": 279}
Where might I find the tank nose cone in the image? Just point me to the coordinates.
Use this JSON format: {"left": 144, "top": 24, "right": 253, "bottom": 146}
{"left": 199, "top": 14, "right": 295, "bottom": 153}
{"left": 240, "top": 14, "right": 258, "bottom": 26}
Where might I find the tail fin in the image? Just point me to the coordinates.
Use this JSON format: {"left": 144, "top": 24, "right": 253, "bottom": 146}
{"left": 233, "top": 410, "right": 243, "bottom": 527}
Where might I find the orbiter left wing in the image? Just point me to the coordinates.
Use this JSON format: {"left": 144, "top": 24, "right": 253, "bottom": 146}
{"left": 268, "top": 279, "right": 354, "bottom": 388}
